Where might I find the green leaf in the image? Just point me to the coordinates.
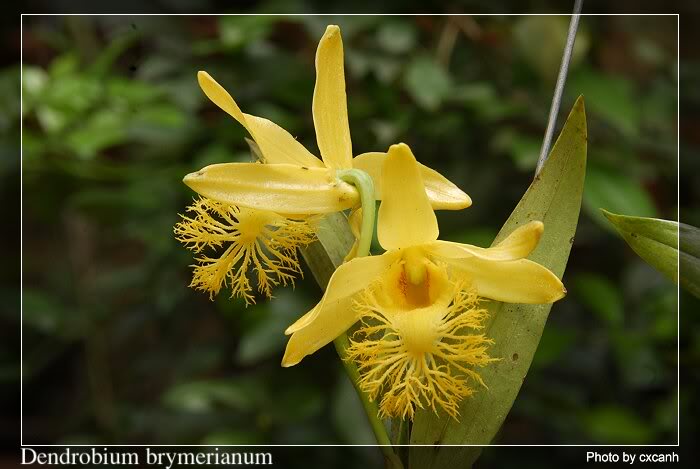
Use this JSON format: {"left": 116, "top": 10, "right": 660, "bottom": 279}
{"left": 107, "top": 77, "right": 163, "bottom": 105}
{"left": 404, "top": 56, "right": 452, "bottom": 112}
{"left": 602, "top": 211, "right": 677, "bottom": 283}
{"left": 514, "top": 16, "right": 589, "bottom": 82}
{"left": 680, "top": 222, "right": 700, "bottom": 298}
{"left": 449, "top": 83, "right": 525, "bottom": 121}
{"left": 49, "top": 53, "right": 80, "bottom": 78}
{"left": 376, "top": 21, "right": 417, "bottom": 54}
{"left": 18, "top": 66, "right": 46, "bottom": 117}
{"left": 410, "top": 97, "right": 587, "bottom": 465}
{"left": 131, "top": 103, "right": 187, "bottom": 129}
{"left": 218, "top": 16, "right": 275, "bottom": 49}
{"left": 88, "top": 31, "right": 139, "bottom": 77}
{"left": 43, "top": 73, "right": 102, "bottom": 116}
{"left": 602, "top": 211, "right": 700, "bottom": 298}
{"left": 65, "top": 108, "right": 127, "bottom": 159}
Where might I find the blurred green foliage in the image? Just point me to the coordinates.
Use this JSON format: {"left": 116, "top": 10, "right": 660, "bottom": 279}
{"left": 5, "top": 13, "right": 691, "bottom": 467}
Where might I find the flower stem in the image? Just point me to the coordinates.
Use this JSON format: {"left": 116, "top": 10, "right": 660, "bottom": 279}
{"left": 334, "top": 169, "right": 403, "bottom": 468}
{"left": 337, "top": 169, "right": 376, "bottom": 257}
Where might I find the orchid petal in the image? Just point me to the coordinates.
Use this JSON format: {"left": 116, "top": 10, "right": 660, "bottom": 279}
{"left": 445, "top": 256, "right": 566, "bottom": 304}
{"left": 353, "top": 152, "right": 472, "bottom": 210}
{"left": 428, "top": 221, "right": 545, "bottom": 261}
{"left": 197, "top": 71, "right": 323, "bottom": 168}
{"left": 312, "top": 25, "right": 353, "bottom": 170}
{"left": 282, "top": 252, "right": 399, "bottom": 366}
{"left": 183, "top": 163, "right": 357, "bottom": 214}
{"left": 378, "top": 143, "right": 439, "bottom": 250}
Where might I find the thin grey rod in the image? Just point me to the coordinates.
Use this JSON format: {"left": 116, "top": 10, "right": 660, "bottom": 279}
{"left": 535, "top": 0, "right": 584, "bottom": 175}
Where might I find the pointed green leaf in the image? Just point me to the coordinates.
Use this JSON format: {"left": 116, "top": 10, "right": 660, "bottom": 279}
{"left": 602, "top": 211, "right": 699, "bottom": 298}
{"left": 602, "top": 210, "right": 677, "bottom": 283}
{"left": 680, "top": 223, "right": 700, "bottom": 298}
{"left": 410, "top": 97, "right": 587, "bottom": 467}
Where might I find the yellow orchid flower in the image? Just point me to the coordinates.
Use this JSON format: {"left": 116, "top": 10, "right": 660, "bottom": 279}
{"left": 281, "top": 143, "right": 566, "bottom": 420}
{"left": 176, "top": 24, "right": 470, "bottom": 303}
{"left": 186, "top": 24, "right": 471, "bottom": 213}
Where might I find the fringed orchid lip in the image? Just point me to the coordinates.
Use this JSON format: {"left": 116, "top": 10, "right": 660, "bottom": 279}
{"left": 347, "top": 267, "right": 495, "bottom": 420}
{"left": 174, "top": 198, "right": 317, "bottom": 305}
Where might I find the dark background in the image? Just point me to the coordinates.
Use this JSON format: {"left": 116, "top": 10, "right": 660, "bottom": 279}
{"left": 3, "top": 8, "right": 696, "bottom": 469}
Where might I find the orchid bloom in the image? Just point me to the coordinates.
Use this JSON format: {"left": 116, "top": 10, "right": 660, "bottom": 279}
{"left": 282, "top": 143, "right": 566, "bottom": 419}
{"left": 188, "top": 25, "right": 471, "bottom": 213}
{"left": 176, "top": 25, "right": 470, "bottom": 303}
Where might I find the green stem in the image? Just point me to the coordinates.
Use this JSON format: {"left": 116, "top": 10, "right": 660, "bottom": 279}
{"left": 337, "top": 169, "right": 376, "bottom": 257}
{"left": 333, "top": 169, "right": 403, "bottom": 469}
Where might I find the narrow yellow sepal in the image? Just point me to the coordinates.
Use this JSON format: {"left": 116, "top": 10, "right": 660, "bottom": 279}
{"left": 197, "top": 71, "right": 323, "bottom": 168}
{"left": 312, "top": 25, "right": 353, "bottom": 170}
{"left": 282, "top": 252, "right": 399, "bottom": 366}
{"left": 377, "top": 143, "right": 439, "bottom": 250}
{"left": 183, "top": 163, "right": 358, "bottom": 215}
{"left": 428, "top": 221, "right": 544, "bottom": 261}
{"left": 443, "top": 255, "right": 566, "bottom": 304}
{"left": 353, "top": 152, "right": 472, "bottom": 210}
